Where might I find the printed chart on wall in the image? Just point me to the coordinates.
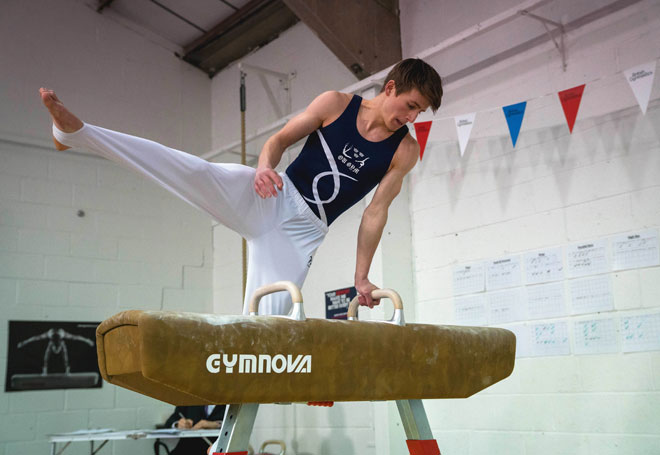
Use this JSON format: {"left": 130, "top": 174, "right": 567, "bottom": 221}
{"left": 325, "top": 286, "right": 357, "bottom": 320}
{"left": 5, "top": 320, "right": 101, "bottom": 392}
{"left": 450, "top": 228, "right": 660, "bottom": 358}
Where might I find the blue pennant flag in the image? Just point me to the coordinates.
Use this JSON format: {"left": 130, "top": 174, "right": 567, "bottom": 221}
{"left": 502, "top": 101, "right": 527, "bottom": 147}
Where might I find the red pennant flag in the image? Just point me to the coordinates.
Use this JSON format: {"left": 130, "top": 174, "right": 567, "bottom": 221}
{"left": 414, "top": 121, "right": 432, "bottom": 160}
{"left": 558, "top": 84, "right": 586, "bottom": 133}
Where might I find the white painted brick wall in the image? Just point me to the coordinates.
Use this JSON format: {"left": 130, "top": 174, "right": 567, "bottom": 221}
{"left": 1, "top": 147, "right": 212, "bottom": 450}
{"left": 4, "top": 0, "right": 657, "bottom": 453}
{"left": 407, "top": 0, "right": 660, "bottom": 453}
{"left": 0, "top": 0, "right": 213, "bottom": 453}
{"left": 0, "top": 412, "right": 36, "bottom": 443}
{"left": 206, "top": 2, "right": 655, "bottom": 453}
{"left": 18, "top": 280, "right": 69, "bottom": 307}
{"left": 36, "top": 411, "right": 89, "bottom": 440}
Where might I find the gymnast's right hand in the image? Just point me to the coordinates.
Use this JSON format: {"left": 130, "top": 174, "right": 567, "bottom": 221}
{"left": 176, "top": 417, "right": 193, "bottom": 429}
{"left": 254, "top": 166, "right": 283, "bottom": 198}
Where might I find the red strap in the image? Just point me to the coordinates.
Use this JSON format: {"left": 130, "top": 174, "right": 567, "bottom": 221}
{"left": 213, "top": 452, "right": 248, "bottom": 455}
{"left": 406, "top": 439, "right": 440, "bottom": 455}
{"left": 307, "top": 401, "right": 334, "bottom": 407}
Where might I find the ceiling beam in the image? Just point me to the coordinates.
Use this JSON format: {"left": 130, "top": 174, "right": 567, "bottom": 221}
{"left": 97, "top": 0, "right": 115, "bottom": 13}
{"left": 184, "top": 0, "right": 281, "bottom": 56}
{"left": 182, "top": 0, "right": 298, "bottom": 77}
{"left": 281, "top": 0, "right": 402, "bottom": 79}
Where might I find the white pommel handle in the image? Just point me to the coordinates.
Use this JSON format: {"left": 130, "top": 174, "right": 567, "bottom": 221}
{"left": 347, "top": 288, "right": 405, "bottom": 326}
{"left": 248, "top": 281, "right": 306, "bottom": 321}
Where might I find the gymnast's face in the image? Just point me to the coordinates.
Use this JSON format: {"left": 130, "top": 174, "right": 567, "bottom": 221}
{"left": 382, "top": 81, "right": 430, "bottom": 131}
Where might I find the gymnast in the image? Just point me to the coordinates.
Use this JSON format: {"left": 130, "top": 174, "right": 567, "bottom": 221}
{"left": 40, "top": 58, "right": 442, "bottom": 316}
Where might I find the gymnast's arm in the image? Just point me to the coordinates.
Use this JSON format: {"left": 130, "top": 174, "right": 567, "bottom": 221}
{"left": 354, "top": 136, "right": 419, "bottom": 308}
{"left": 62, "top": 332, "right": 94, "bottom": 346}
{"left": 254, "top": 91, "right": 348, "bottom": 198}
{"left": 17, "top": 332, "right": 49, "bottom": 348}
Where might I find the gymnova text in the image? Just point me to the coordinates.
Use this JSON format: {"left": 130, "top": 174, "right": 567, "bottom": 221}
{"left": 206, "top": 353, "right": 312, "bottom": 374}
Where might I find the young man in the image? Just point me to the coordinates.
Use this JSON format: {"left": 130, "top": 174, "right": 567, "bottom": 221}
{"left": 40, "top": 58, "right": 442, "bottom": 315}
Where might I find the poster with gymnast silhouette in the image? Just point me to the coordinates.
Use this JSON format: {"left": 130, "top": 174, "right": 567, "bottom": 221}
{"left": 5, "top": 320, "right": 101, "bottom": 391}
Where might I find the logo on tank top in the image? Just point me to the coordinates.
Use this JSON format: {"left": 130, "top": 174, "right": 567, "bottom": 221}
{"left": 337, "top": 143, "right": 368, "bottom": 175}
{"left": 302, "top": 131, "right": 358, "bottom": 225}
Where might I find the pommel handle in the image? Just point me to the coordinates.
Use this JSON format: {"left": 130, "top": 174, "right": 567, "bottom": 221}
{"left": 248, "top": 281, "right": 305, "bottom": 321}
{"left": 347, "top": 288, "right": 405, "bottom": 326}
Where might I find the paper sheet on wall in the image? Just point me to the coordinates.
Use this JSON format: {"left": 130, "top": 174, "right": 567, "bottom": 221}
{"left": 530, "top": 321, "right": 570, "bottom": 356}
{"left": 497, "top": 323, "right": 531, "bottom": 358}
{"left": 488, "top": 288, "right": 525, "bottom": 324}
{"left": 524, "top": 247, "right": 564, "bottom": 284}
{"left": 566, "top": 239, "right": 610, "bottom": 278}
{"left": 620, "top": 312, "right": 660, "bottom": 352}
{"left": 569, "top": 275, "right": 614, "bottom": 315}
{"left": 452, "top": 262, "right": 485, "bottom": 295}
{"left": 526, "top": 282, "right": 566, "bottom": 320}
{"left": 610, "top": 229, "right": 659, "bottom": 271}
{"left": 486, "top": 256, "right": 522, "bottom": 290}
{"left": 454, "top": 294, "right": 488, "bottom": 326}
{"left": 573, "top": 318, "right": 618, "bottom": 355}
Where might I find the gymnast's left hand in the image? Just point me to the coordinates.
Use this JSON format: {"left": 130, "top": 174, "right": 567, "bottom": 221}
{"left": 254, "top": 166, "right": 283, "bottom": 198}
{"left": 355, "top": 279, "right": 380, "bottom": 308}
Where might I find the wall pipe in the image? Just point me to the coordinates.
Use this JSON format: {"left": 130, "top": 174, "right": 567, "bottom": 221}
{"left": 240, "top": 71, "right": 248, "bottom": 303}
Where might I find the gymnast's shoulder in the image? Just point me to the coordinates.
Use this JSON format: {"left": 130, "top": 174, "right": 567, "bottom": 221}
{"left": 391, "top": 133, "right": 419, "bottom": 172}
{"left": 306, "top": 91, "right": 352, "bottom": 125}
{"left": 312, "top": 90, "right": 352, "bottom": 107}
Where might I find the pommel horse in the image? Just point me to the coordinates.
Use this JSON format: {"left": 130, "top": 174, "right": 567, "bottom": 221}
{"left": 96, "top": 282, "right": 516, "bottom": 455}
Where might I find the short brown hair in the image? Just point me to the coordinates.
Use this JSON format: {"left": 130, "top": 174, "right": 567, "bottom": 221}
{"left": 381, "top": 58, "right": 443, "bottom": 113}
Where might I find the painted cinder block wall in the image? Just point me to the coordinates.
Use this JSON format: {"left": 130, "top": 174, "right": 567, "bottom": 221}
{"left": 211, "top": 1, "right": 660, "bottom": 454}
{"left": 2, "top": 0, "right": 659, "bottom": 454}
{"left": 406, "top": 1, "right": 660, "bottom": 454}
{"left": 0, "top": 0, "right": 213, "bottom": 453}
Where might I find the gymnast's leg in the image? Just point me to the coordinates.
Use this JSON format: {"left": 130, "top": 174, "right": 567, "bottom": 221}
{"left": 39, "top": 88, "right": 83, "bottom": 148}
{"left": 237, "top": 188, "right": 325, "bottom": 314}
{"left": 40, "top": 88, "right": 325, "bottom": 315}
{"left": 39, "top": 88, "right": 263, "bottom": 237}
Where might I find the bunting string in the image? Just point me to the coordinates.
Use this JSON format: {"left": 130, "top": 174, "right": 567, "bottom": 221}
{"left": 413, "top": 56, "right": 659, "bottom": 158}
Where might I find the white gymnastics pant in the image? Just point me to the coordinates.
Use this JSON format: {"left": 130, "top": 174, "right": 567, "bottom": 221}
{"left": 53, "top": 123, "right": 327, "bottom": 316}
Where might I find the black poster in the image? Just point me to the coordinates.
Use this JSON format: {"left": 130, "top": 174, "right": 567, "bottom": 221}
{"left": 325, "top": 286, "right": 357, "bottom": 320}
{"left": 5, "top": 320, "right": 101, "bottom": 392}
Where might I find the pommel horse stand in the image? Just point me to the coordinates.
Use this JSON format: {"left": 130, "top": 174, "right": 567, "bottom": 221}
{"left": 96, "top": 282, "right": 516, "bottom": 455}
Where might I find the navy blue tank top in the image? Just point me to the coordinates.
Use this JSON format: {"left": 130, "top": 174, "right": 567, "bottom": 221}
{"left": 285, "top": 95, "right": 409, "bottom": 226}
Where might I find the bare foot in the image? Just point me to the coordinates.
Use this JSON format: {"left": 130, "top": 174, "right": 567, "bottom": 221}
{"left": 39, "top": 88, "right": 83, "bottom": 151}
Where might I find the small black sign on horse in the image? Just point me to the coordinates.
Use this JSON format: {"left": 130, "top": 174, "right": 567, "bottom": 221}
{"left": 325, "top": 286, "right": 357, "bottom": 320}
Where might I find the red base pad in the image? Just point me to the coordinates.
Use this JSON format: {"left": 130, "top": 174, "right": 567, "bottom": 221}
{"left": 406, "top": 439, "right": 441, "bottom": 455}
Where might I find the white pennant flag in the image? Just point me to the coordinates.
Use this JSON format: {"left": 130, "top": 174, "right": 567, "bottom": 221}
{"left": 455, "top": 113, "right": 476, "bottom": 156}
{"left": 624, "top": 61, "right": 656, "bottom": 115}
